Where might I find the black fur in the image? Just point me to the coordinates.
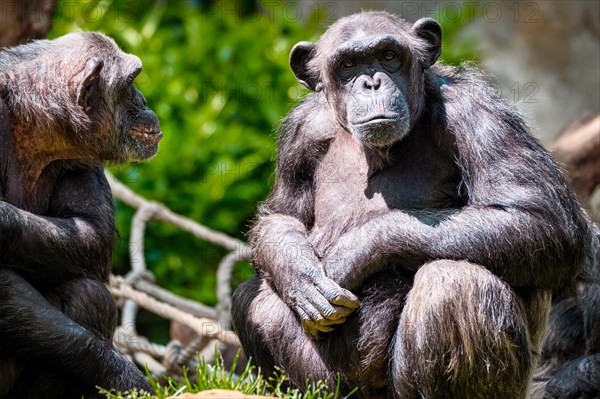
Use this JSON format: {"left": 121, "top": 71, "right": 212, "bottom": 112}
{"left": 0, "top": 32, "right": 161, "bottom": 398}
{"left": 232, "top": 12, "right": 597, "bottom": 399}
{"left": 531, "top": 274, "right": 600, "bottom": 398}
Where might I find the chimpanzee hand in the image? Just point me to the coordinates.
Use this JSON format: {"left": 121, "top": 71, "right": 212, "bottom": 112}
{"left": 97, "top": 351, "right": 154, "bottom": 394}
{"left": 118, "top": 364, "right": 153, "bottom": 393}
{"left": 282, "top": 264, "right": 360, "bottom": 338}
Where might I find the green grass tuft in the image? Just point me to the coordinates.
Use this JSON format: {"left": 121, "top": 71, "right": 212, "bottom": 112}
{"left": 98, "top": 350, "right": 357, "bottom": 399}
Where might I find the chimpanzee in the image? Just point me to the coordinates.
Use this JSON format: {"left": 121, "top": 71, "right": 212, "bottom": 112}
{"left": 530, "top": 250, "right": 600, "bottom": 398}
{"left": 0, "top": 32, "right": 161, "bottom": 398}
{"left": 232, "top": 11, "right": 598, "bottom": 399}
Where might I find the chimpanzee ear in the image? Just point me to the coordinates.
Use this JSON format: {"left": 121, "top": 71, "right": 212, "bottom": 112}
{"left": 290, "top": 41, "right": 321, "bottom": 91}
{"left": 76, "top": 57, "right": 104, "bottom": 109}
{"left": 412, "top": 18, "right": 442, "bottom": 68}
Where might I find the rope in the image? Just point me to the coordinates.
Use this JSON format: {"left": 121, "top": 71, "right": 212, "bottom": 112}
{"left": 216, "top": 249, "right": 246, "bottom": 327}
{"left": 178, "top": 335, "right": 212, "bottom": 365}
{"left": 114, "top": 326, "right": 166, "bottom": 359}
{"left": 109, "top": 277, "right": 241, "bottom": 347}
{"left": 163, "top": 340, "right": 183, "bottom": 371}
{"left": 106, "top": 171, "right": 251, "bottom": 253}
{"left": 134, "top": 279, "right": 217, "bottom": 319}
{"left": 121, "top": 202, "right": 161, "bottom": 330}
{"left": 104, "top": 172, "right": 249, "bottom": 374}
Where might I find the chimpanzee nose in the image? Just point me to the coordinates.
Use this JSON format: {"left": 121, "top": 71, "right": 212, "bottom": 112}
{"left": 363, "top": 75, "right": 381, "bottom": 90}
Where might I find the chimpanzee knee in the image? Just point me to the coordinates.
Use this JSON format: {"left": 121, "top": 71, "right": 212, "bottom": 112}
{"left": 391, "top": 260, "right": 537, "bottom": 399}
{"left": 232, "top": 276, "right": 334, "bottom": 387}
{"left": 44, "top": 277, "right": 117, "bottom": 339}
{"left": 232, "top": 276, "right": 277, "bottom": 371}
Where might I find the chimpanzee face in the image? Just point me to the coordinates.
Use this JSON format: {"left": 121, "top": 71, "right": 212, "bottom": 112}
{"left": 0, "top": 32, "right": 162, "bottom": 165}
{"left": 114, "top": 63, "right": 162, "bottom": 161}
{"left": 289, "top": 13, "right": 442, "bottom": 148}
{"left": 330, "top": 35, "right": 413, "bottom": 147}
{"left": 71, "top": 33, "right": 162, "bottom": 162}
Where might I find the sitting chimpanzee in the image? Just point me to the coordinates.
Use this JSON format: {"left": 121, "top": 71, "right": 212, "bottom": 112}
{"left": 0, "top": 32, "right": 161, "bottom": 398}
{"left": 232, "top": 11, "right": 598, "bottom": 399}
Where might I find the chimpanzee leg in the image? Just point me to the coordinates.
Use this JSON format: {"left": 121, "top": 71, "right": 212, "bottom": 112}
{"left": 0, "top": 269, "right": 150, "bottom": 399}
{"left": 44, "top": 277, "right": 118, "bottom": 339}
{"left": 391, "top": 260, "right": 550, "bottom": 399}
{"left": 233, "top": 273, "right": 409, "bottom": 398}
{"left": 232, "top": 276, "right": 336, "bottom": 387}
{"left": 13, "top": 277, "right": 120, "bottom": 398}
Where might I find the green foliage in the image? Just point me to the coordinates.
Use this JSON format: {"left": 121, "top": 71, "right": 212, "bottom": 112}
{"left": 433, "top": 0, "right": 482, "bottom": 65}
{"left": 48, "top": 1, "right": 479, "bottom": 311}
{"left": 98, "top": 350, "right": 357, "bottom": 399}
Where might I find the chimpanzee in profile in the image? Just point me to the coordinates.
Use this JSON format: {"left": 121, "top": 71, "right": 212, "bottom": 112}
{"left": 0, "top": 32, "right": 161, "bottom": 398}
{"left": 232, "top": 11, "right": 599, "bottom": 399}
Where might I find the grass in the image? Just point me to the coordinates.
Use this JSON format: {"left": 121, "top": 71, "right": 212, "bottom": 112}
{"left": 98, "top": 350, "right": 357, "bottom": 399}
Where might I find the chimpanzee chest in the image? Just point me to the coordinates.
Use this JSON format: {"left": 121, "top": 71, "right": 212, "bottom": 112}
{"left": 313, "top": 132, "right": 462, "bottom": 229}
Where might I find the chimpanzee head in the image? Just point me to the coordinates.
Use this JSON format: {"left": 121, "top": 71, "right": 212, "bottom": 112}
{"left": 0, "top": 32, "right": 161, "bottom": 163}
{"left": 289, "top": 12, "right": 441, "bottom": 148}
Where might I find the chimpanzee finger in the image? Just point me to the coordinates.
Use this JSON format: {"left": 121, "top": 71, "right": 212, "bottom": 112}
{"left": 316, "top": 298, "right": 356, "bottom": 320}
{"left": 317, "top": 316, "right": 347, "bottom": 326}
{"left": 296, "top": 307, "right": 320, "bottom": 338}
{"left": 305, "top": 319, "right": 335, "bottom": 333}
{"left": 302, "top": 320, "right": 321, "bottom": 338}
{"left": 296, "top": 296, "right": 326, "bottom": 325}
{"left": 297, "top": 308, "right": 334, "bottom": 337}
{"left": 317, "top": 280, "right": 360, "bottom": 309}
{"left": 307, "top": 291, "right": 352, "bottom": 321}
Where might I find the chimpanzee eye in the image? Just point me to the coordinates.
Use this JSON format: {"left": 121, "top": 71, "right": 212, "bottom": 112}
{"left": 380, "top": 51, "right": 401, "bottom": 72}
{"left": 339, "top": 58, "right": 358, "bottom": 81}
{"left": 383, "top": 51, "right": 396, "bottom": 61}
{"left": 341, "top": 59, "right": 356, "bottom": 69}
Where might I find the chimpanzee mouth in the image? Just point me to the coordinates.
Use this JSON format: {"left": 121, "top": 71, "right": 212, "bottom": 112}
{"left": 353, "top": 114, "right": 401, "bottom": 125}
{"left": 130, "top": 127, "right": 163, "bottom": 143}
{"left": 349, "top": 112, "right": 410, "bottom": 148}
{"left": 125, "top": 127, "right": 163, "bottom": 160}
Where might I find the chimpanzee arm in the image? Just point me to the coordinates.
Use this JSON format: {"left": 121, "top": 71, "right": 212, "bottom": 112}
{"left": 0, "top": 164, "right": 115, "bottom": 284}
{"left": 250, "top": 99, "right": 359, "bottom": 336}
{"left": 0, "top": 268, "right": 151, "bottom": 392}
{"left": 324, "top": 87, "right": 590, "bottom": 292}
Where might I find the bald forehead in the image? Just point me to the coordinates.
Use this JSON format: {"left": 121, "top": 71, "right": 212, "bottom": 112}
{"left": 320, "top": 13, "right": 413, "bottom": 49}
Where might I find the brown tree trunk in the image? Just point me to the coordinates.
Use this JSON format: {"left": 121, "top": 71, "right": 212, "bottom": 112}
{"left": 0, "top": 0, "right": 58, "bottom": 48}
